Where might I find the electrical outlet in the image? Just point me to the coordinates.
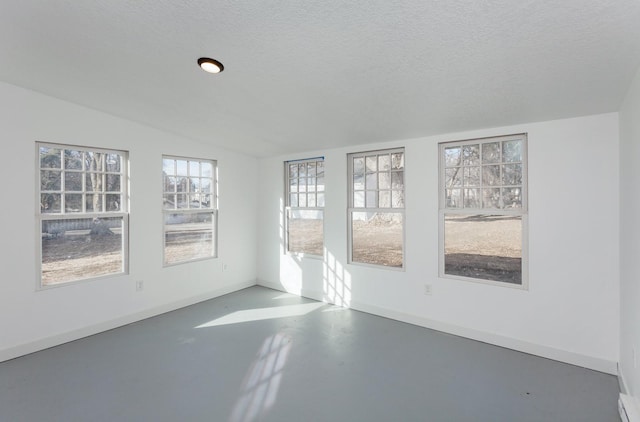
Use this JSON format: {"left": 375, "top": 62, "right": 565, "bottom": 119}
{"left": 136, "top": 280, "right": 144, "bottom": 292}
{"left": 222, "top": 262, "right": 228, "bottom": 272}
{"left": 424, "top": 284, "right": 433, "bottom": 296}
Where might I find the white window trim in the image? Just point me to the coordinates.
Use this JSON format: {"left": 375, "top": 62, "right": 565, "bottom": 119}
{"left": 284, "top": 157, "right": 325, "bottom": 259}
{"left": 347, "top": 147, "right": 406, "bottom": 270}
{"left": 438, "top": 134, "right": 528, "bottom": 289}
{"left": 162, "top": 155, "right": 218, "bottom": 267}
{"left": 36, "top": 142, "right": 129, "bottom": 290}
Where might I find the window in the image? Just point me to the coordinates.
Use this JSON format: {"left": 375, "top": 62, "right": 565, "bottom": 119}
{"left": 37, "top": 143, "right": 128, "bottom": 287}
{"left": 162, "top": 156, "right": 217, "bottom": 265}
{"left": 285, "top": 158, "right": 324, "bottom": 256}
{"left": 439, "top": 134, "right": 527, "bottom": 286}
{"left": 348, "top": 148, "right": 405, "bottom": 268}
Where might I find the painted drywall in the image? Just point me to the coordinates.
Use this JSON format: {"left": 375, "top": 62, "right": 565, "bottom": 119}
{"left": 620, "top": 65, "right": 640, "bottom": 399}
{"left": 257, "top": 113, "right": 620, "bottom": 373}
{"left": 0, "top": 82, "right": 258, "bottom": 361}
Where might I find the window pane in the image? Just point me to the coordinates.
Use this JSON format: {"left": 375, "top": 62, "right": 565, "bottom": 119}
{"left": 176, "top": 160, "right": 188, "bottom": 176}
{"left": 444, "top": 214, "right": 522, "bottom": 284}
{"left": 391, "top": 153, "right": 404, "bottom": 170}
{"left": 316, "top": 161, "right": 324, "bottom": 177}
{"left": 351, "top": 212, "right": 403, "bottom": 267}
{"left": 307, "top": 162, "right": 316, "bottom": 177}
{"left": 201, "top": 162, "right": 213, "bottom": 178}
{"left": 503, "top": 140, "right": 522, "bottom": 163}
{"left": 353, "top": 174, "right": 364, "bottom": 191}
{"left": 85, "top": 152, "right": 103, "bottom": 172}
{"left": 482, "top": 188, "right": 501, "bottom": 208}
{"left": 106, "top": 154, "right": 121, "bottom": 172}
{"left": 445, "top": 147, "right": 461, "bottom": 167}
{"left": 317, "top": 176, "right": 325, "bottom": 192}
{"left": 502, "top": 164, "right": 522, "bottom": 186}
{"left": 190, "top": 194, "right": 202, "bottom": 208}
{"left": 106, "top": 174, "right": 121, "bottom": 192}
{"left": 288, "top": 163, "right": 298, "bottom": 178}
{"left": 445, "top": 168, "right": 461, "bottom": 188}
{"left": 287, "top": 209, "right": 323, "bottom": 255}
{"left": 462, "top": 145, "right": 480, "bottom": 165}
{"left": 317, "top": 192, "right": 325, "bottom": 207}
{"left": 366, "top": 156, "right": 377, "bottom": 172}
{"left": 290, "top": 193, "right": 298, "bottom": 207}
{"left": 164, "top": 212, "right": 214, "bottom": 265}
{"left": 464, "top": 167, "right": 480, "bottom": 187}
{"left": 65, "top": 194, "right": 83, "bottom": 212}
{"left": 379, "top": 191, "right": 391, "bottom": 208}
{"left": 189, "top": 161, "right": 200, "bottom": 177}
{"left": 366, "top": 173, "right": 377, "bottom": 190}
{"left": 379, "top": 172, "right": 390, "bottom": 189}
{"left": 299, "top": 193, "right": 307, "bottom": 207}
{"left": 40, "top": 147, "right": 61, "bottom": 169}
{"left": 176, "top": 177, "right": 188, "bottom": 193}
{"left": 391, "top": 171, "right": 404, "bottom": 189}
{"left": 64, "top": 150, "right": 83, "bottom": 170}
{"left": 65, "top": 172, "right": 83, "bottom": 191}
{"left": 201, "top": 178, "right": 212, "bottom": 193}
{"left": 41, "top": 170, "right": 61, "bottom": 191}
{"left": 190, "top": 177, "right": 201, "bottom": 192}
{"left": 378, "top": 154, "right": 390, "bottom": 171}
{"left": 354, "top": 191, "right": 365, "bottom": 207}
{"left": 463, "top": 189, "right": 481, "bottom": 208}
{"left": 482, "top": 165, "right": 500, "bottom": 186}
{"left": 86, "top": 194, "right": 103, "bottom": 212}
{"left": 41, "top": 217, "right": 124, "bottom": 285}
{"left": 298, "top": 163, "right": 307, "bottom": 178}
{"left": 353, "top": 157, "right": 365, "bottom": 174}
{"left": 163, "top": 159, "right": 175, "bottom": 175}
{"left": 392, "top": 190, "right": 404, "bottom": 208}
{"left": 86, "top": 174, "right": 101, "bottom": 192}
{"left": 366, "top": 191, "right": 377, "bottom": 207}
{"left": 290, "top": 178, "right": 298, "bottom": 193}
{"left": 482, "top": 142, "right": 500, "bottom": 164}
{"left": 41, "top": 194, "right": 61, "bottom": 213}
{"left": 163, "top": 194, "right": 176, "bottom": 209}
{"left": 446, "top": 189, "right": 462, "bottom": 208}
{"left": 503, "top": 188, "right": 522, "bottom": 208}
{"left": 106, "top": 194, "right": 121, "bottom": 211}
{"left": 308, "top": 193, "right": 316, "bottom": 207}
{"left": 177, "top": 194, "right": 188, "bottom": 208}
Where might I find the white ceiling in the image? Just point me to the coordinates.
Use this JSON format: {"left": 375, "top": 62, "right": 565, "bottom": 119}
{"left": 1, "top": 1, "right": 640, "bottom": 157}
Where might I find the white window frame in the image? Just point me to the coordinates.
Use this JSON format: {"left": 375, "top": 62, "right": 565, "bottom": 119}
{"left": 36, "top": 142, "right": 129, "bottom": 289}
{"left": 347, "top": 147, "right": 406, "bottom": 270}
{"left": 438, "top": 134, "right": 528, "bottom": 289}
{"left": 162, "top": 155, "right": 218, "bottom": 266}
{"left": 284, "top": 157, "right": 325, "bottom": 258}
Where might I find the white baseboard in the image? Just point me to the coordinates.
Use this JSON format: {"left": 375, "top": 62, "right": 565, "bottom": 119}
{"left": 0, "top": 280, "right": 256, "bottom": 363}
{"left": 257, "top": 279, "right": 617, "bottom": 375}
{"left": 620, "top": 393, "right": 640, "bottom": 422}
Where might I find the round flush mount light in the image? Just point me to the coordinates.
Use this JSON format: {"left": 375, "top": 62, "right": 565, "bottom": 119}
{"left": 198, "top": 57, "right": 224, "bottom": 74}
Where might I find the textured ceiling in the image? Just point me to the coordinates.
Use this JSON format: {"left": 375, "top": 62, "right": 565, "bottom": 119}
{"left": 1, "top": 0, "right": 640, "bottom": 157}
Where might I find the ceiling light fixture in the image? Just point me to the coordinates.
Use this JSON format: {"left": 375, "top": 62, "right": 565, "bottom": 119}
{"left": 198, "top": 57, "right": 224, "bottom": 74}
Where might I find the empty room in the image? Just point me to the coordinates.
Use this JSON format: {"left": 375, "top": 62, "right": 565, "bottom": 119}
{"left": 1, "top": 1, "right": 640, "bottom": 421}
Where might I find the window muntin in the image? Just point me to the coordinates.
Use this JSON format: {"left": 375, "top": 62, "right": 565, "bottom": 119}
{"left": 439, "top": 135, "right": 527, "bottom": 286}
{"left": 285, "top": 158, "right": 324, "bottom": 256}
{"left": 348, "top": 148, "right": 405, "bottom": 268}
{"left": 37, "top": 143, "right": 128, "bottom": 287}
{"left": 162, "top": 156, "right": 217, "bottom": 265}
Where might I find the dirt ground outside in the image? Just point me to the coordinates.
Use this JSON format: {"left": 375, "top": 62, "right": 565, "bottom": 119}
{"left": 444, "top": 214, "right": 522, "bottom": 284}
{"left": 41, "top": 227, "right": 213, "bottom": 285}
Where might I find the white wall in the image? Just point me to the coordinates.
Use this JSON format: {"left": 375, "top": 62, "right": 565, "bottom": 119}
{"left": 620, "top": 65, "right": 640, "bottom": 398}
{"left": 0, "top": 82, "right": 258, "bottom": 361}
{"left": 257, "top": 113, "right": 620, "bottom": 373}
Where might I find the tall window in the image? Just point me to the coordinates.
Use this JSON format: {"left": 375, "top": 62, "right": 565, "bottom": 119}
{"left": 439, "top": 134, "right": 527, "bottom": 287}
{"left": 348, "top": 148, "right": 405, "bottom": 268}
{"left": 37, "top": 143, "right": 128, "bottom": 287}
{"left": 162, "top": 156, "right": 217, "bottom": 265}
{"left": 285, "top": 158, "right": 324, "bottom": 256}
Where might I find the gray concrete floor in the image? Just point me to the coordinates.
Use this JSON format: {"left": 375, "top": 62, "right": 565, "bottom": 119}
{"left": 0, "top": 286, "right": 620, "bottom": 422}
